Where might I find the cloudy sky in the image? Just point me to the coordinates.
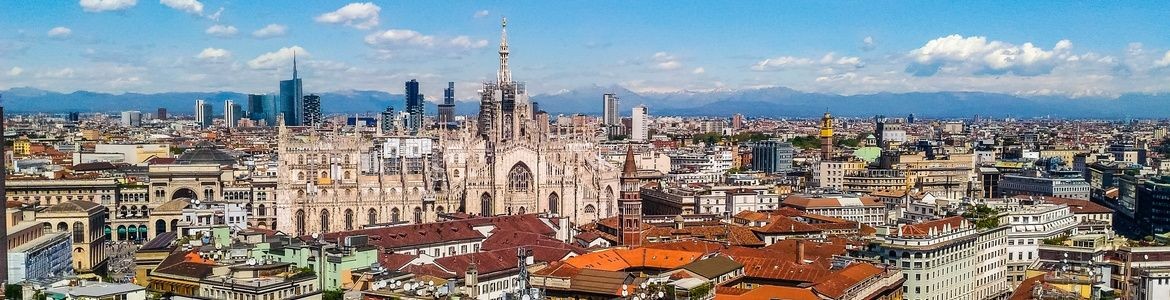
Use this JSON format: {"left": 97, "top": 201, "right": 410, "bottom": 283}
{"left": 2, "top": 1, "right": 1169, "bottom": 101}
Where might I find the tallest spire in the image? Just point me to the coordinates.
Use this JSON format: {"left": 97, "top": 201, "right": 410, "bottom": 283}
{"left": 497, "top": 16, "right": 511, "bottom": 84}
{"left": 292, "top": 49, "right": 299, "bottom": 80}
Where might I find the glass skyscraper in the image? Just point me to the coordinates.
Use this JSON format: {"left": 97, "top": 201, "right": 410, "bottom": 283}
{"left": 278, "top": 53, "right": 304, "bottom": 126}
{"left": 405, "top": 79, "right": 423, "bottom": 133}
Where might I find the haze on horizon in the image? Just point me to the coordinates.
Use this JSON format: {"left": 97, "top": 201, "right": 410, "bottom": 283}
{"left": 1, "top": 1, "right": 1169, "bottom": 101}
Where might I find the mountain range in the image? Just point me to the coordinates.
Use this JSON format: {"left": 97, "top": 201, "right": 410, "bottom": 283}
{"left": 2, "top": 86, "right": 1169, "bottom": 119}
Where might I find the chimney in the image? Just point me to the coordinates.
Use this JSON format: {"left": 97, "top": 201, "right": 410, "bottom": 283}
{"left": 464, "top": 263, "right": 479, "bottom": 298}
{"left": 796, "top": 240, "right": 806, "bottom": 264}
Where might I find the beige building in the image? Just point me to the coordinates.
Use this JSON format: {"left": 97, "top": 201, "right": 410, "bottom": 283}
{"left": 817, "top": 160, "right": 867, "bottom": 190}
{"left": 37, "top": 200, "right": 109, "bottom": 275}
{"left": 94, "top": 144, "right": 172, "bottom": 164}
{"left": 897, "top": 152, "right": 976, "bottom": 199}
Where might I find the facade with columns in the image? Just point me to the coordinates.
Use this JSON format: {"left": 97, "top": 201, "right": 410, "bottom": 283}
{"left": 275, "top": 18, "right": 620, "bottom": 235}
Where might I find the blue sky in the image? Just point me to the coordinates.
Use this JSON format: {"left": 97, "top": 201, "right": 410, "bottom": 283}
{"left": 1, "top": 1, "right": 1169, "bottom": 100}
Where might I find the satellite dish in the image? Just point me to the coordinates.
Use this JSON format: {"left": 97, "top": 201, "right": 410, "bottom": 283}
{"left": 522, "top": 295, "right": 531, "bottom": 300}
{"left": 428, "top": 280, "right": 434, "bottom": 286}
{"left": 657, "top": 291, "right": 665, "bottom": 298}
{"left": 311, "top": 233, "right": 319, "bottom": 239}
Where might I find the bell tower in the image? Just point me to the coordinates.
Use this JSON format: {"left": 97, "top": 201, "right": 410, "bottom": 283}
{"left": 820, "top": 111, "right": 834, "bottom": 160}
{"left": 618, "top": 145, "right": 642, "bottom": 246}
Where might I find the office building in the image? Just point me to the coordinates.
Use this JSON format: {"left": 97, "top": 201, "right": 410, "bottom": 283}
{"left": 603, "top": 93, "right": 619, "bottom": 126}
{"left": 223, "top": 100, "right": 242, "bottom": 128}
{"left": 879, "top": 216, "right": 1010, "bottom": 300}
{"left": 302, "top": 94, "right": 321, "bottom": 127}
{"left": 120, "top": 111, "right": 141, "bottom": 127}
{"left": 247, "top": 94, "right": 272, "bottom": 126}
{"left": 750, "top": 139, "right": 794, "bottom": 174}
{"left": 998, "top": 169, "right": 1091, "bottom": 200}
{"left": 195, "top": 99, "right": 212, "bottom": 129}
{"left": 731, "top": 113, "right": 744, "bottom": 130}
{"left": 631, "top": 105, "right": 648, "bottom": 142}
{"left": 156, "top": 108, "right": 166, "bottom": 120}
{"left": 875, "top": 115, "right": 907, "bottom": 147}
{"left": 278, "top": 52, "right": 304, "bottom": 126}
{"left": 438, "top": 82, "right": 456, "bottom": 126}
{"left": 781, "top": 193, "right": 886, "bottom": 226}
{"left": 379, "top": 106, "right": 396, "bottom": 134}
{"left": 405, "top": 79, "right": 424, "bottom": 134}
{"left": 67, "top": 112, "right": 80, "bottom": 123}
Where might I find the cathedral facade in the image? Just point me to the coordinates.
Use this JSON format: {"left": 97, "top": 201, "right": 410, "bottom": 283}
{"left": 275, "top": 18, "right": 620, "bottom": 235}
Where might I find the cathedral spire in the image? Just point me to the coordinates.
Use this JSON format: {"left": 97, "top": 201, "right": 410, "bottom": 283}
{"left": 497, "top": 17, "right": 511, "bottom": 84}
{"left": 622, "top": 145, "right": 637, "bottom": 177}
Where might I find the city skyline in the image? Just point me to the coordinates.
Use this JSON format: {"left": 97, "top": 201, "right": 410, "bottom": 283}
{"left": 1, "top": 1, "right": 1169, "bottom": 102}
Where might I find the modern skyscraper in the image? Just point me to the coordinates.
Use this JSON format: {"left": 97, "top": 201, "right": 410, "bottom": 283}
{"left": 438, "top": 82, "right": 456, "bottom": 127}
{"left": 196, "top": 99, "right": 213, "bottom": 128}
{"left": 751, "top": 139, "right": 794, "bottom": 174}
{"left": 224, "top": 100, "right": 242, "bottom": 128}
{"left": 247, "top": 94, "right": 269, "bottom": 125}
{"left": 631, "top": 105, "right": 648, "bottom": 142}
{"left": 67, "top": 112, "right": 80, "bottom": 123}
{"left": 603, "top": 93, "right": 619, "bottom": 126}
{"left": 405, "top": 79, "right": 424, "bottom": 134}
{"left": 278, "top": 52, "right": 304, "bottom": 126}
{"left": 380, "top": 106, "right": 396, "bottom": 134}
{"left": 120, "top": 111, "right": 142, "bottom": 127}
{"left": 732, "top": 113, "right": 744, "bottom": 130}
{"left": 156, "top": 108, "right": 166, "bottom": 120}
{"left": 303, "top": 94, "right": 321, "bottom": 127}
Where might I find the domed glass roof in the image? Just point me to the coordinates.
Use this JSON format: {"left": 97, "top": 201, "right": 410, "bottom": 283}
{"left": 176, "top": 141, "right": 237, "bottom": 165}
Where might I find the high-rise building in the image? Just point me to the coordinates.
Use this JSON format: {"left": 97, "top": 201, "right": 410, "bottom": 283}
{"left": 731, "top": 113, "right": 744, "bottom": 130}
{"left": 157, "top": 108, "right": 167, "bottom": 120}
{"left": 67, "top": 112, "right": 81, "bottom": 123}
{"left": 303, "top": 94, "right": 321, "bottom": 127}
{"left": 247, "top": 94, "right": 269, "bottom": 125}
{"left": 224, "top": 100, "right": 242, "bottom": 128}
{"left": 631, "top": 105, "right": 648, "bottom": 142}
{"left": 405, "top": 79, "right": 424, "bottom": 134}
{"left": 751, "top": 139, "right": 794, "bottom": 174}
{"left": 820, "top": 112, "right": 834, "bottom": 160}
{"left": 380, "top": 106, "right": 396, "bottom": 134}
{"left": 603, "top": 93, "right": 619, "bottom": 126}
{"left": 196, "top": 99, "right": 213, "bottom": 128}
{"left": 278, "top": 52, "right": 304, "bottom": 126}
{"left": 120, "top": 111, "right": 142, "bottom": 127}
{"left": 438, "top": 82, "right": 456, "bottom": 126}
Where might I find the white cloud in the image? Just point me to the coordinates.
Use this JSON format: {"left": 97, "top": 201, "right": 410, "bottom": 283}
{"left": 655, "top": 61, "right": 682, "bottom": 70}
{"left": 861, "top": 36, "right": 876, "bottom": 51}
{"left": 205, "top": 24, "right": 238, "bottom": 37}
{"left": 449, "top": 36, "right": 488, "bottom": 49}
{"left": 36, "top": 68, "right": 76, "bottom": 79}
{"left": 692, "top": 67, "right": 705, "bottom": 74}
{"left": 906, "top": 34, "right": 1073, "bottom": 76}
{"left": 474, "top": 10, "right": 490, "bottom": 18}
{"left": 79, "top": 0, "right": 136, "bottom": 12}
{"left": 7, "top": 67, "right": 23, "bottom": 76}
{"left": 751, "top": 56, "right": 815, "bottom": 71}
{"left": 365, "top": 29, "right": 435, "bottom": 47}
{"left": 247, "top": 46, "right": 307, "bottom": 70}
{"left": 819, "top": 53, "right": 863, "bottom": 67}
{"left": 649, "top": 52, "right": 683, "bottom": 71}
{"left": 196, "top": 48, "right": 231, "bottom": 61}
{"left": 252, "top": 24, "right": 288, "bottom": 39}
{"left": 316, "top": 2, "right": 381, "bottom": 30}
{"left": 47, "top": 27, "right": 73, "bottom": 39}
{"left": 160, "top": 0, "right": 202, "bottom": 15}
{"left": 1155, "top": 51, "right": 1170, "bottom": 67}
{"left": 206, "top": 7, "right": 223, "bottom": 21}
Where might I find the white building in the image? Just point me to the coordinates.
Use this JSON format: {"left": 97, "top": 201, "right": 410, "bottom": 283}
{"left": 602, "top": 93, "right": 619, "bottom": 126}
{"left": 817, "top": 160, "right": 867, "bottom": 190}
{"left": 879, "top": 216, "right": 1010, "bottom": 300}
{"left": 781, "top": 194, "right": 886, "bottom": 226}
{"left": 691, "top": 185, "right": 781, "bottom": 216}
{"left": 984, "top": 199, "right": 1078, "bottom": 286}
{"left": 631, "top": 105, "right": 648, "bottom": 142}
{"left": 45, "top": 282, "right": 147, "bottom": 300}
{"left": 120, "top": 111, "right": 142, "bottom": 127}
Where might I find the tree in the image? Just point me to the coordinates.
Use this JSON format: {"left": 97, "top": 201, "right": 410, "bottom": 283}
{"left": 323, "top": 289, "right": 344, "bottom": 300}
{"left": 5, "top": 285, "right": 21, "bottom": 300}
{"left": 788, "top": 135, "right": 821, "bottom": 150}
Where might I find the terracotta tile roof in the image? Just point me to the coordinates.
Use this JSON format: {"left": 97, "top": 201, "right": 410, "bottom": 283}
{"left": 640, "top": 240, "right": 728, "bottom": 255}
{"left": 319, "top": 221, "right": 486, "bottom": 249}
{"left": 754, "top": 216, "right": 822, "bottom": 234}
{"left": 761, "top": 239, "right": 848, "bottom": 261}
{"left": 868, "top": 189, "right": 908, "bottom": 198}
{"left": 481, "top": 230, "right": 585, "bottom": 253}
{"left": 568, "top": 269, "right": 639, "bottom": 297}
{"left": 812, "top": 263, "right": 885, "bottom": 299}
{"left": 732, "top": 256, "right": 833, "bottom": 283}
{"left": 782, "top": 195, "right": 883, "bottom": 209}
{"left": 563, "top": 248, "right": 703, "bottom": 272}
{"left": 898, "top": 216, "right": 967, "bottom": 237}
{"left": 716, "top": 285, "right": 820, "bottom": 300}
{"left": 378, "top": 253, "right": 416, "bottom": 270}
{"left": 1104, "top": 188, "right": 1119, "bottom": 199}
{"left": 1009, "top": 274, "right": 1046, "bottom": 300}
{"left": 733, "top": 210, "right": 772, "bottom": 222}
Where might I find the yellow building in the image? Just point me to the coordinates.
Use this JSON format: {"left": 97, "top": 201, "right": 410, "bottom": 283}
{"left": 37, "top": 200, "right": 110, "bottom": 276}
{"left": 13, "top": 135, "right": 31, "bottom": 156}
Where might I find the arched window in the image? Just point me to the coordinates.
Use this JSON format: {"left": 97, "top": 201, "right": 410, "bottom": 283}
{"left": 297, "top": 172, "right": 305, "bottom": 181}
{"left": 344, "top": 171, "right": 352, "bottom": 180}
{"left": 507, "top": 163, "right": 533, "bottom": 193}
{"left": 320, "top": 171, "right": 328, "bottom": 179}
{"left": 518, "top": 206, "right": 527, "bottom": 215}
{"left": 548, "top": 193, "right": 560, "bottom": 215}
{"left": 203, "top": 188, "right": 215, "bottom": 201}
{"left": 436, "top": 206, "right": 445, "bottom": 215}
{"left": 320, "top": 209, "right": 331, "bottom": 231}
{"left": 42, "top": 222, "right": 52, "bottom": 233}
{"left": 258, "top": 204, "right": 266, "bottom": 216}
{"left": 413, "top": 207, "right": 423, "bottom": 224}
{"left": 156, "top": 219, "right": 166, "bottom": 235}
{"left": 584, "top": 204, "right": 596, "bottom": 214}
{"left": 391, "top": 208, "right": 401, "bottom": 223}
{"left": 295, "top": 210, "right": 306, "bottom": 236}
{"left": 344, "top": 209, "right": 354, "bottom": 231}
{"left": 57, "top": 222, "right": 68, "bottom": 233}
{"left": 480, "top": 193, "right": 494, "bottom": 216}
{"left": 72, "top": 221, "right": 85, "bottom": 243}
{"left": 368, "top": 208, "right": 378, "bottom": 226}
{"left": 453, "top": 169, "right": 460, "bottom": 178}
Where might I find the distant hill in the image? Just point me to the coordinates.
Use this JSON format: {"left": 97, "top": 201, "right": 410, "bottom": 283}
{"left": 3, "top": 86, "right": 1169, "bottom": 118}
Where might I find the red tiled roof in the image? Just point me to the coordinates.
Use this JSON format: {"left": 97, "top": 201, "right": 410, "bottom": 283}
{"left": 898, "top": 216, "right": 967, "bottom": 237}
{"left": 812, "top": 263, "right": 885, "bottom": 298}
{"left": 563, "top": 248, "right": 703, "bottom": 272}
{"left": 716, "top": 285, "right": 819, "bottom": 300}
{"left": 317, "top": 214, "right": 555, "bottom": 250}
{"left": 754, "top": 216, "right": 822, "bottom": 234}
